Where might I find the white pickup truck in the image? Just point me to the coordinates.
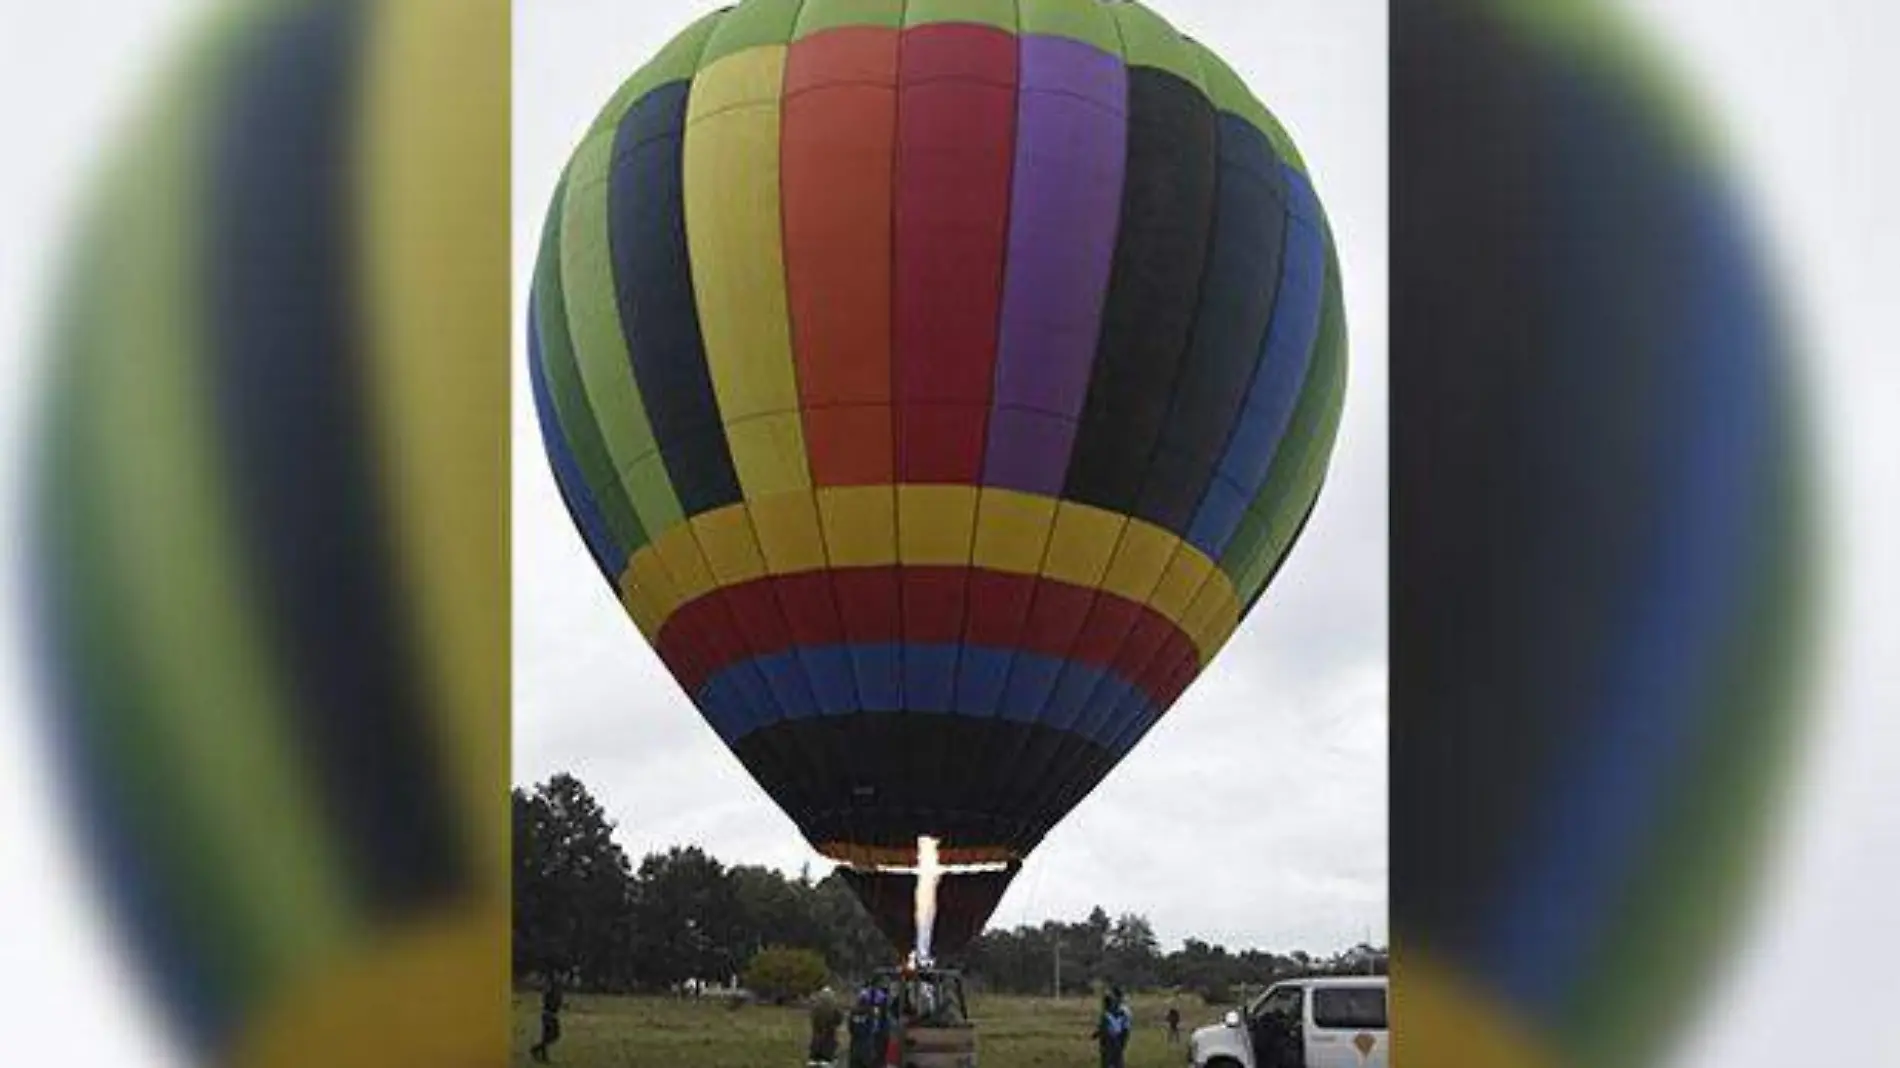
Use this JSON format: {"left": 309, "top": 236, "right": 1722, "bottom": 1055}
{"left": 1186, "top": 976, "right": 1388, "bottom": 1068}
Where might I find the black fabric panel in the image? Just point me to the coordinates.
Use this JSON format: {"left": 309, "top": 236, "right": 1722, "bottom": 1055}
{"left": 1393, "top": 0, "right": 1702, "bottom": 971}
{"left": 839, "top": 866, "right": 1020, "bottom": 958}
{"left": 208, "top": 0, "right": 466, "bottom": 916}
{"left": 1135, "top": 114, "right": 1290, "bottom": 534}
{"left": 1062, "top": 69, "right": 1218, "bottom": 514}
{"left": 611, "top": 80, "right": 742, "bottom": 517}
{"left": 994, "top": 714, "right": 1135, "bottom": 854}
{"left": 732, "top": 716, "right": 1115, "bottom": 853}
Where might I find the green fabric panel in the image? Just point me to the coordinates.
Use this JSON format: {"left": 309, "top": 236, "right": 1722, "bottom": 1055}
{"left": 699, "top": 0, "right": 808, "bottom": 69}
{"left": 588, "top": 9, "right": 728, "bottom": 137}
{"left": 905, "top": 0, "right": 1018, "bottom": 32}
{"left": 70, "top": 16, "right": 356, "bottom": 992}
{"left": 1219, "top": 498, "right": 1274, "bottom": 587}
{"left": 794, "top": 0, "right": 906, "bottom": 38}
{"left": 1108, "top": 1, "right": 1206, "bottom": 92}
{"left": 45, "top": 215, "right": 267, "bottom": 1010}
{"left": 1232, "top": 243, "right": 1347, "bottom": 601}
{"left": 533, "top": 177, "right": 649, "bottom": 554}
{"left": 559, "top": 136, "right": 685, "bottom": 534}
{"left": 1018, "top": 0, "right": 1120, "bottom": 54}
{"left": 1189, "top": 40, "right": 1307, "bottom": 174}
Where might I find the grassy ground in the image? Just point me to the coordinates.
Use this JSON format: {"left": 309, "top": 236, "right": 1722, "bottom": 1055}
{"left": 513, "top": 993, "right": 1207, "bottom": 1068}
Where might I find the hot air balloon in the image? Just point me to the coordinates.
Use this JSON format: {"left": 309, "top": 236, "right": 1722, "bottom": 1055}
{"left": 530, "top": 0, "right": 1346, "bottom": 956}
{"left": 34, "top": 2, "right": 509, "bottom": 1064}
{"left": 1393, "top": 1, "right": 1809, "bottom": 1064}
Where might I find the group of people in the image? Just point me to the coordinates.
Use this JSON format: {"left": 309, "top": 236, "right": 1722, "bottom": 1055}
{"left": 808, "top": 983, "right": 896, "bottom": 1068}
{"left": 536, "top": 972, "right": 1190, "bottom": 1066}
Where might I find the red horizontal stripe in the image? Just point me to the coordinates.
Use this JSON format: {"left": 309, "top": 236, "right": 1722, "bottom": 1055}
{"left": 653, "top": 566, "right": 1201, "bottom": 708}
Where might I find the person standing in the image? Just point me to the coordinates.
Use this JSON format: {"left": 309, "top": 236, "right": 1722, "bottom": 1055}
{"left": 847, "top": 986, "right": 888, "bottom": 1068}
{"left": 809, "top": 989, "right": 845, "bottom": 1066}
{"left": 529, "top": 973, "right": 565, "bottom": 1063}
{"left": 1166, "top": 1004, "right": 1183, "bottom": 1044}
{"left": 1092, "top": 991, "right": 1132, "bottom": 1068}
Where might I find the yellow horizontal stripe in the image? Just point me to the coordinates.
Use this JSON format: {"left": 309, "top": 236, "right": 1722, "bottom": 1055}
{"left": 618, "top": 488, "right": 1244, "bottom": 667}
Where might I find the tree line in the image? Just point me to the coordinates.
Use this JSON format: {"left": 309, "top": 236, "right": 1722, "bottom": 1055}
{"left": 514, "top": 774, "right": 1385, "bottom": 1001}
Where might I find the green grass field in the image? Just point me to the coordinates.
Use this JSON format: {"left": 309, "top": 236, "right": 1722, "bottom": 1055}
{"left": 513, "top": 993, "right": 1206, "bottom": 1067}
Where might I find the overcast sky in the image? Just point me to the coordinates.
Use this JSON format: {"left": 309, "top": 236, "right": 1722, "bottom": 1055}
{"left": 512, "top": 0, "right": 1390, "bottom": 955}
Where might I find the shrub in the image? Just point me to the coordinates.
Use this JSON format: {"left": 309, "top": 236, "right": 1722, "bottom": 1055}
{"left": 744, "top": 946, "right": 829, "bottom": 1005}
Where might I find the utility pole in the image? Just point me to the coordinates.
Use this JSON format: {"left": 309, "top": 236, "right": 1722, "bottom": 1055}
{"left": 1054, "top": 940, "right": 1062, "bottom": 1001}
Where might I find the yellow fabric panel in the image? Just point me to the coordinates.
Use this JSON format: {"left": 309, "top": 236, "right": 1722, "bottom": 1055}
{"left": 898, "top": 485, "right": 979, "bottom": 566}
{"left": 1196, "top": 609, "right": 1241, "bottom": 665}
{"left": 691, "top": 505, "right": 769, "bottom": 586}
{"left": 624, "top": 547, "right": 686, "bottom": 624}
{"left": 749, "top": 491, "right": 829, "bottom": 575}
{"left": 620, "top": 577, "right": 666, "bottom": 640}
{"left": 972, "top": 489, "right": 1058, "bottom": 576}
{"left": 651, "top": 522, "right": 718, "bottom": 606}
{"left": 683, "top": 47, "right": 812, "bottom": 499}
{"left": 820, "top": 485, "right": 898, "bottom": 567}
{"left": 1149, "top": 547, "right": 1215, "bottom": 626}
{"left": 360, "top": 0, "right": 512, "bottom": 893}
{"left": 687, "top": 44, "right": 789, "bottom": 118}
{"left": 1391, "top": 955, "right": 1559, "bottom": 1068}
{"left": 725, "top": 411, "right": 813, "bottom": 497}
{"left": 1041, "top": 502, "right": 1125, "bottom": 589}
{"left": 1183, "top": 576, "right": 1240, "bottom": 663}
{"left": 1100, "top": 519, "right": 1179, "bottom": 604}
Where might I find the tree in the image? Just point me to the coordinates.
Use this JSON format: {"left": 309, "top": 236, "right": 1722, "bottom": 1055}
{"left": 513, "top": 770, "right": 1384, "bottom": 999}
{"left": 745, "top": 946, "right": 830, "bottom": 1004}
{"left": 630, "top": 846, "right": 744, "bottom": 987}
{"left": 1106, "top": 913, "right": 1162, "bottom": 990}
{"left": 512, "top": 776, "right": 636, "bottom": 988}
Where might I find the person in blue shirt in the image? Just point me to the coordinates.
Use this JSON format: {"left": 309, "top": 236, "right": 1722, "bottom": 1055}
{"left": 1092, "top": 990, "right": 1132, "bottom": 1068}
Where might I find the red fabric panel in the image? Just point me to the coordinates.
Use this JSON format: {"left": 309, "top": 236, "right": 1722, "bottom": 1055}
{"left": 724, "top": 580, "right": 792, "bottom": 653}
{"left": 1110, "top": 610, "right": 1176, "bottom": 690}
{"left": 1137, "top": 630, "right": 1200, "bottom": 704}
{"left": 901, "top": 566, "right": 971, "bottom": 644}
{"left": 803, "top": 405, "right": 896, "bottom": 485}
{"left": 654, "top": 567, "right": 1200, "bottom": 704}
{"left": 832, "top": 567, "right": 902, "bottom": 644}
{"left": 1070, "top": 596, "right": 1144, "bottom": 666}
{"left": 783, "top": 28, "right": 901, "bottom": 486}
{"left": 963, "top": 568, "right": 1039, "bottom": 647}
{"left": 776, "top": 571, "right": 847, "bottom": 647}
{"left": 1019, "top": 580, "right": 1094, "bottom": 653}
{"left": 894, "top": 24, "right": 1018, "bottom": 483}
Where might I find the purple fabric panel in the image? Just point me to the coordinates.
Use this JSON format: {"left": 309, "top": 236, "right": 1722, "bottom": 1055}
{"left": 983, "top": 36, "right": 1128, "bottom": 495}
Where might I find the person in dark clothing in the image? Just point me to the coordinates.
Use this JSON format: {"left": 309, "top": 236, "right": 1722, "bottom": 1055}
{"left": 529, "top": 975, "right": 565, "bottom": 1062}
{"left": 809, "top": 990, "right": 845, "bottom": 1066}
{"left": 847, "top": 986, "right": 891, "bottom": 1068}
{"left": 1092, "top": 991, "right": 1132, "bottom": 1068}
{"left": 1166, "top": 1004, "right": 1183, "bottom": 1044}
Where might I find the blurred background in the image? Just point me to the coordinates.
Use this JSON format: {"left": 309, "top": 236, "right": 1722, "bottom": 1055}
{"left": 0, "top": 0, "right": 1893, "bottom": 1065}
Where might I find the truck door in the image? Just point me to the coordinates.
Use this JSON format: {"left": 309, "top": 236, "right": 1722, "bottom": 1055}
{"left": 1249, "top": 985, "right": 1306, "bottom": 1068}
{"left": 1306, "top": 985, "right": 1387, "bottom": 1068}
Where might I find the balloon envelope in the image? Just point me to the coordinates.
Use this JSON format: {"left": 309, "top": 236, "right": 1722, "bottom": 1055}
{"left": 530, "top": 0, "right": 1346, "bottom": 951}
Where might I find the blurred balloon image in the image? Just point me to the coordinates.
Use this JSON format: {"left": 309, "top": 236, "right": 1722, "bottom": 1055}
{"left": 1392, "top": 1, "right": 1812, "bottom": 1064}
{"left": 528, "top": 0, "right": 1347, "bottom": 957}
{"left": 28, "top": 1, "right": 510, "bottom": 1064}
